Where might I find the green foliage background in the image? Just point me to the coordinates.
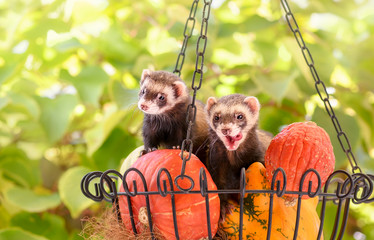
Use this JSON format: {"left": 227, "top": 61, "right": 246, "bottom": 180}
{"left": 0, "top": 0, "right": 374, "bottom": 239}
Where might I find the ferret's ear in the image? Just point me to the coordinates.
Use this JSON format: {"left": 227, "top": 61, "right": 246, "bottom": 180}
{"left": 244, "top": 96, "right": 260, "bottom": 115}
{"left": 172, "top": 81, "right": 186, "bottom": 98}
{"left": 141, "top": 69, "right": 152, "bottom": 84}
{"left": 205, "top": 97, "right": 217, "bottom": 112}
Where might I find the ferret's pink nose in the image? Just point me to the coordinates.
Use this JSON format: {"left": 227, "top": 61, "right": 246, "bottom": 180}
{"left": 221, "top": 128, "right": 231, "bottom": 136}
{"left": 140, "top": 104, "right": 148, "bottom": 111}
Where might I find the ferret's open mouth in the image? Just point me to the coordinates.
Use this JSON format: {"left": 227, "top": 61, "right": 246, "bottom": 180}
{"left": 224, "top": 133, "right": 243, "bottom": 150}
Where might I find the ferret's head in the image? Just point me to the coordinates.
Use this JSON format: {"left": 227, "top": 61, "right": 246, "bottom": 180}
{"left": 205, "top": 94, "right": 260, "bottom": 151}
{"left": 138, "top": 69, "right": 189, "bottom": 115}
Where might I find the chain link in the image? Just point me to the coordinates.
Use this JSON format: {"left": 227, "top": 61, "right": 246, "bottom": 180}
{"left": 178, "top": 0, "right": 212, "bottom": 175}
{"left": 173, "top": 0, "right": 200, "bottom": 76}
{"left": 280, "top": 0, "right": 361, "bottom": 173}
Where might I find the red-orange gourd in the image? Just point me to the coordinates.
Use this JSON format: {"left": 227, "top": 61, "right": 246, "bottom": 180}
{"left": 118, "top": 149, "right": 220, "bottom": 240}
{"left": 264, "top": 121, "right": 335, "bottom": 198}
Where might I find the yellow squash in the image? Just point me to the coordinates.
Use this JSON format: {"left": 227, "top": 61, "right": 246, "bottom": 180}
{"left": 221, "top": 162, "right": 322, "bottom": 240}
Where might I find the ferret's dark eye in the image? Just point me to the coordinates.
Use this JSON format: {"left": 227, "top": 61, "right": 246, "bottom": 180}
{"left": 141, "top": 89, "right": 145, "bottom": 94}
{"left": 159, "top": 95, "right": 165, "bottom": 101}
{"left": 214, "top": 116, "right": 220, "bottom": 121}
{"left": 237, "top": 114, "right": 243, "bottom": 120}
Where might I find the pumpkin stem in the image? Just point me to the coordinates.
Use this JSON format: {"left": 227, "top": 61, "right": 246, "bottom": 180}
{"left": 305, "top": 121, "right": 317, "bottom": 126}
{"left": 284, "top": 196, "right": 297, "bottom": 207}
{"left": 138, "top": 207, "right": 149, "bottom": 225}
{"left": 179, "top": 150, "right": 189, "bottom": 159}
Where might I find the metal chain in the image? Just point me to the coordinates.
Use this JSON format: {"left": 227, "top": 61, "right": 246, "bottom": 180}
{"left": 280, "top": 0, "right": 362, "bottom": 174}
{"left": 173, "top": 0, "right": 200, "bottom": 76}
{"left": 179, "top": 0, "right": 212, "bottom": 176}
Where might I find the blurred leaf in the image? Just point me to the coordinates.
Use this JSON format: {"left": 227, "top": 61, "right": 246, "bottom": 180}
{"left": 39, "top": 49, "right": 72, "bottom": 70}
{"left": 54, "top": 38, "right": 83, "bottom": 52}
{"left": 339, "top": 92, "right": 374, "bottom": 137}
{"left": 109, "top": 80, "right": 139, "bottom": 109}
{"left": 294, "top": 75, "right": 316, "bottom": 96}
{"left": 253, "top": 70, "right": 299, "bottom": 103}
{"left": 17, "top": 120, "right": 48, "bottom": 144}
{"left": 35, "top": 94, "right": 78, "bottom": 143}
{"left": 253, "top": 40, "right": 279, "bottom": 65}
{"left": 166, "top": 4, "right": 190, "bottom": 23}
{"left": 283, "top": 37, "right": 314, "bottom": 84}
{"left": 119, "top": 145, "right": 144, "bottom": 174}
{"left": 7, "top": 91, "right": 40, "bottom": 119}
{"left": 0, "top": 158, "right": 40, "bottom": 188}
{"left": 145, "top": 27, "right": 179, "bottom": 56}
{"left": 218, "top": 15, "right": 276, "bottom": 37}
{"left": 84, "top": 108, "right": 127, "bottom": 156}
{"left": 6, "top": 78, "right": 38, "bottom": 95}
{"left": 117, "top": 145, "right": 144, "bottom": 191}
{"left": 307, "top": 44, "right": 336, "bottom": 84}
{"left": 316, "top": 201, "right": 346, "bottom": 240}
{"left": 153, "top": 52, "right": 181, "bottom": 70}
{"left": 356, "top": 146, "right": 374, "bottom": 173}
{"left": 122, "top": 106, "right": 145, "bottom": 134}
{"left": 23, "top": 18, "right": 70, "bottom": 40}
{"left": 350, "top": 202, "right": 374, "bottom": 239}
{"left": 61, "top": 67, "right": 109, "bottom": 106}
{"left": 0, "top": 205, "right": 11, "bottom": 228}
{"left": 40, "top": 157, "right": 63, "bottom": 189}
{"left": 58, "top": 166, "right": 93, "bottom": 219}
{"left": 11, "top": 212, "right": 69, "bottom": 240}
{"left": 312, "top": 106, "right": 360, "bottom": 168}
{"left": 239, "top": 15, "right": 277, "bottom": 33}
{"left": 132, "top": 54, "right": 155, "bottom": 74}
{"left": 92, "top": 127, "right": 137, "bottom": 171}
{"left": 0, "top": 146, "right": 40, "bottom": 188}
{"left": 0, "top": 97, "right": 9, "bottom": 110}
{"left": 214, "top": 37, "right": 242, "bottom": 56}
{"left": 95, "top": 25, "right": 140, "bottom": 62}
{"left": 0, "top": 228, "right": 48, "bottom": 240}
{"left": 0, "top": 63, "right": 17, "bottom": 85}
{"left": 69, "top": 230, "right": 84, "bottom": 240}
{"left": 71, "top": 0, "right": 106, "bottom": 23}
{"left": 284, "top": 36, "right": 336, "bottom": 85}
{"left": 3, "top": 186, "right": 60, "bottom": 212}
{"left": 260, "top": 105, "right": 304, "bottom": 135}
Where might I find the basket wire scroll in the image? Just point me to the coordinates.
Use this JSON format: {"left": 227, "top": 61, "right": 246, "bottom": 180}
{"left": 81, "top": 0, "right": 374, "bottom": 239}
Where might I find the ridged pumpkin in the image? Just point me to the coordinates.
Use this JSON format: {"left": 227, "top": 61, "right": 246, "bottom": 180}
{"left": 118, "top": 149, "right": 220, "bottom": 240}
{"left": 265, "top": 121, "right": 335, "bottom": 198}
{"left": 221, "top": 162, "right": 322, "bottom": 240}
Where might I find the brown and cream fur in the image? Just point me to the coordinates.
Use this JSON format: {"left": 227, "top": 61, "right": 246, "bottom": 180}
{"left": 138, "top": 69, "right": 209, "bottom": 161}
{"left": 205, "top": 94, "right": 272, "bottom": 206}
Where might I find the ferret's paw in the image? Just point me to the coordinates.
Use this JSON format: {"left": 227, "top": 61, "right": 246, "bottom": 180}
{"left": 225, "top": 202, "right": 235, "bottom": 215}
{"left": 139, "top": 147, "right": 157, "bottom": 157}
{"left": 219, "top": 202, "right": 234, "bottom": 223}
{"left": 219, "top": 208, "right": 227, "bottom": 223}
{"left": 139, "top": 150, "right": 148, "bottom": 157}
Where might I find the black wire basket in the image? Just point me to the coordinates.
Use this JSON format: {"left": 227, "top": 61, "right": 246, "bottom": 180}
{"left": 80, "top": 0, "right": 374, "bottom": 239}
{"left": 80, "top": 154, "right": 373, "bottom": 240}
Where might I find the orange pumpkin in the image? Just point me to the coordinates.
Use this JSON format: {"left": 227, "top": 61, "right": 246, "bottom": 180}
{"left": 221, "top": 162, "right": 322, "bottom": 240}
{"left": 118, "top": 149, "right": 220, "bottom": 239}
{"left": 265, "top": 121, "right": 335, "bottom": 198}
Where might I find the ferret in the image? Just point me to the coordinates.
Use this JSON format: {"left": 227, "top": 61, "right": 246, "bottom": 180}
{"left": 138, "top": 69, "right": 209, "bottom": 161}
{"left": 205, "top": 94, "right": 272, "bottom": 213}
